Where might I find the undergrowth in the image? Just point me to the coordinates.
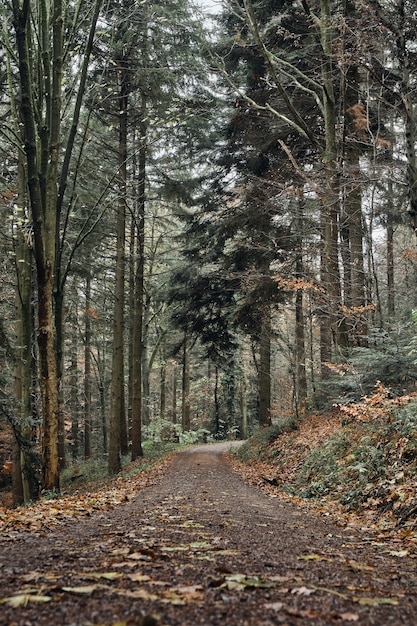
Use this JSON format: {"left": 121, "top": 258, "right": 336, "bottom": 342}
{"left": 61, "top": 440, "right": 182, "bottom": 491}
{"left": 235, "top": 418, "right": 298, "bottom": 462}
{"left": 241, "top": 384, "right": 417, "bottom": 526}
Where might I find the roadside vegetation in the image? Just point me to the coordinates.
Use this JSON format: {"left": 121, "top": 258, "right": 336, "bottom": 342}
{"left": 232, "top": 383, "right": 417, "bottom": 533}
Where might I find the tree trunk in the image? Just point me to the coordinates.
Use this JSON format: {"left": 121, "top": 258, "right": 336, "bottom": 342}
{"left": 14, "top": 158, "right": 38, "bottom": 504}
{"left": 84, "top": 272, "right": 92, "bottom": 459}
{"left": 258, "top": 305, "right": 272, "bottom": 427}
{"left": 131, "top": 114, "right": 147, "bottom": 460}
{"left": 108, "top": 59, "right": 128, "bottom": 474}
{"left": 182, "top": 334, "right": 191, "bottom": 432}
{"left": 70, "top": 303, "right": 79, "bottom": 460}
{"left": 295, "top": 192, "right": 307, "bottom": 412}
{"left": 160, "top": 343, "right": 166, "bottom": 421}
{"left": 387, "top": 219, "right": 395, "bottom": 317}
{"left": 172, "top": 364, "right": 177, "bottom": 425}
{"left": 55, "top": 290, "right": 66, "bottom": 470}
{"left": 320, "top": 0, "right": 349, "bottom": 354}
{"left": 13, "top": 0, "right": 63, "bottom": 493}
{"left": 396, "top": 0, "right": 417, "bottom": 231}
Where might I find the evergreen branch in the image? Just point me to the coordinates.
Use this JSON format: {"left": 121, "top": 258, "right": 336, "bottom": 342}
{"left": 242, "top": 0, "right": 321, "bottom": 150}
{"left": 215, "top": 55, "right": 312, "bottom": 141}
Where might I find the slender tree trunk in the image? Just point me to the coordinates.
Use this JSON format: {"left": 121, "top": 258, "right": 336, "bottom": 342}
{"left": 258, "top": 305, "right": 272, "bottom": 427}
{"left": 396, "top": 0, "right": 417, "bottom": 231}
{"left": 295, "top": 192, "right": 307, "bottom": 411}
{"left": 182, "top": 334, "right": 190, "bottom": 432}
{"left": 172, "top": 364, "right": 177, "bottom": 425}
{"left": 14, "top": 158, "right": 38, "bottom": 504}
{"left": 84, "top": 272, "right": 92, "bottom": 459}
{"left": 70, "top": 302, "right": 79, "bottom": 460}
{"left": 131, "top": 113, "right": 146, "bottom": 460}
{"left": 55, "top": 291, "right": 66, "bottom": 470}
{"left": 239, "top": 368, "right": 248, "bottom": 440}
{"left": 108, "top": 60, "right": 130, "bottom": 473}
{"left": 387, "top": 220, "right": 395, "bottom": 317}
{"left": 160, "top": 343, "right": 166, "bottom": 420}
{"left": 214, "top": 366, "right": 220, "bottom": 436}
{"left": 342, "top": 0, "right": 367, "bottom": 344}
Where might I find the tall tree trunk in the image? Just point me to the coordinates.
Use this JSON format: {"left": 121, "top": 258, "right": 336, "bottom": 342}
{"left": 239, "top": 369, "right": 248, "bottom": 440}
{"left": 320, "top": 0, "right": 349, "bottom": 354}
{"left": 160, "top": 342, "right": 166, "bottom": 420}
{"left": 55, "top": 290, "right": 66, "bottom": 470}
{"left": 182, "top": 334, "right": 191, "bottom": 432}
{"left": 295, "top": 192, "right": 307, "bottom": 412}
{"left": 258, "top": 305, "right": 272, "bottom": 427}
{"left": 84, "top": 272, "right": 92, "bottom": 459}
{"left": 131, "top": 113, "right": 146, "bottom": 460}
{"left": 387, "top": 220, "right": 395, "bottom": 317}
{"left": 342, "top": 1, "right": 367, "bottom": 344}
{"left": 108, "top": 59, "right": 129, "bottom": 474}
{"left": 70, "top": 301, "right": 79, "bottom": 460}
{"left": 172, "top": 364, "right": 177, "bottom": 425}
{"left": 13, "top": 0, "right": 63, "bottom": 493}
{"left": 14, "top": 157, "right": 38, "bottom": 504}
{"left": 396, "top": 0, "right": 417, "bottom": 231}
{"left": 214, "top": 366, "right": 220, "bottom": 436}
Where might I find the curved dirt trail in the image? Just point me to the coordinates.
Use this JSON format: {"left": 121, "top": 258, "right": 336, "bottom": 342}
{"left": 1, "top": 443, "right": 416, "bottom": 625}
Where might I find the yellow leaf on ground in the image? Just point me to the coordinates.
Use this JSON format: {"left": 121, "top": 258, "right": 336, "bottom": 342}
{"left": 127, "top": 573, "right": 152, "bottom": 582}
{"left": 62, "top": 585, "right": 105, "bottom": 595}
{"left": 355, "top": 596, "right": 399, "bottom": 606}
{"left": 83, "top": 572, "right": 123, "bottom": 580}
{"left": 346, "top": 560, "right": 375, "bottom": 572}
{"left": 0, "top": 594, "right": 51, "bottom": 607}
{"left": 297, "top": 554, "right": 333, "bottom": 562}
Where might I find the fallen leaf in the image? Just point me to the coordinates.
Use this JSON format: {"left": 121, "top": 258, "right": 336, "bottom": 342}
{"left": 171, "top": 585, "right": 204, "bottom": 594}
{"left": 355, "top": 596, "right": 399, "bottom": 606}
{"left": 346, "top": 560, "right": 375, "bottom": 572}
{"left": 0, "top": 594, "right": 52, "bottom": 607}
{"left": 291, "top": 586, "right": 316, "bottom": 596}
{"left": 127, "top": 551, "right": 155, "bottom": 560}
{"left": 389, "top": 550, "right": 409, "bottom": 557}
{"left": 127, "top": 573, "right": 152, "bottom": 582}
{"left": 220, "top": 574, "right": 278, "bottom": 591}
{"left": 118, "top": 589, "right": 158, "bottom": 601}
{"left": 297, "top": 554, "right": 333, "bottom": 562}
{"left": 62, "top": 585, "right": 104, "bottom": 595}
{"left": 285, "top": 607, "right": 320, "bottom": 618}
{"left": 84, "top": 572, "right": 123, "bottom": 580}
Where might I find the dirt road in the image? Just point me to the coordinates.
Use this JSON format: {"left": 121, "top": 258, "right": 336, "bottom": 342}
{"left": 1, "top": 443, "right": 416, "bottom": 625}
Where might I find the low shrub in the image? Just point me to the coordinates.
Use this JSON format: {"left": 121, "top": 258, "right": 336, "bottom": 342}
{"left": 235, "top": 418, "right": 298, "bottom": 462}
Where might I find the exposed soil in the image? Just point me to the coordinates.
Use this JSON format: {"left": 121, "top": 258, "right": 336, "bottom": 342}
{"left": 1, "top": 442, "right": 417, "bottom": 625}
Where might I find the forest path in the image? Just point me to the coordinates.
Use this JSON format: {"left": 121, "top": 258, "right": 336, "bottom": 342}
{"left": 1, "top": 443, "right": 416, "bottom": 625}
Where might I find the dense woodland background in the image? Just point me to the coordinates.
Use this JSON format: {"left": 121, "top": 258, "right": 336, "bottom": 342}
{"left": 1, "top": 0, "right": 417, "bottom": 506}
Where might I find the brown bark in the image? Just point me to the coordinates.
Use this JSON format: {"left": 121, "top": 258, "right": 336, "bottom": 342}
{"left": 258, "top": 305, "right": 272, "bottom": 427}
{"left": 131, "top": 115, "right": 146, "bottom": 460}
{"left": 181, "top": 334, "right": 191, "bottom": 432}
{"left": 320, "top": 0, "right": 349, "bottom": 354}
{"left": 84, "top": 272, "right": 92, "bottom": 459}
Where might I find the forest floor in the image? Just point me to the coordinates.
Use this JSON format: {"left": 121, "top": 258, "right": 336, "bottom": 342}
{"left": 1, "top": 440, "right": 417, "bottom": 625}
